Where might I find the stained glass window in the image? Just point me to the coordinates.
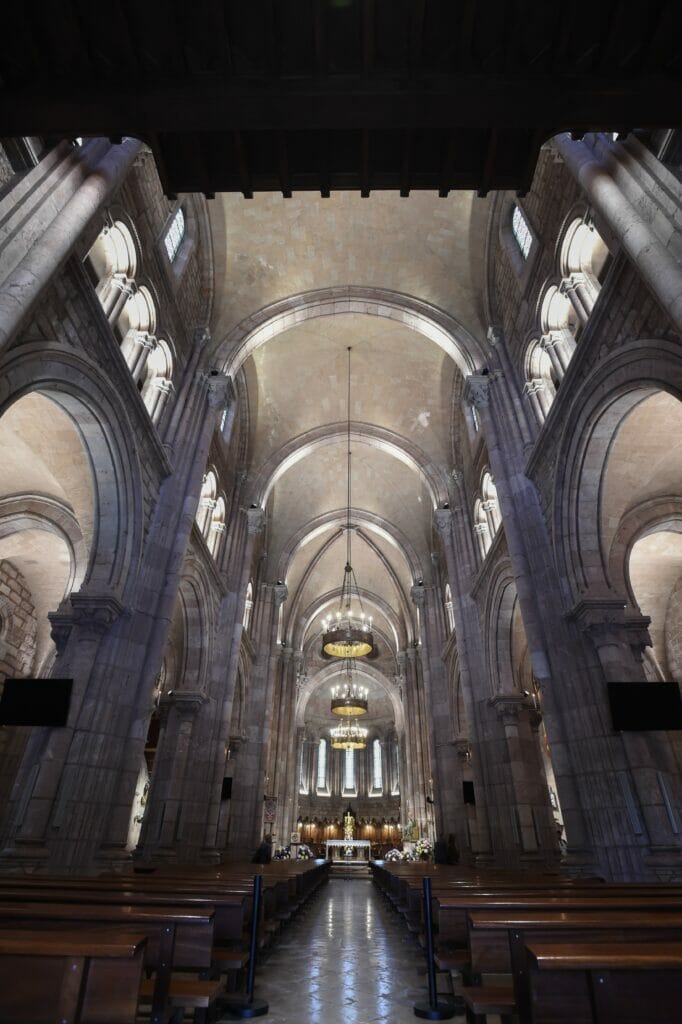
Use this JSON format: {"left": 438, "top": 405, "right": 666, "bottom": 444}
{"left": 512, "top": 205, "right": 532, "bottom": 259}
{"left": 164, "top": 207, "right": 185, "bottom": 262}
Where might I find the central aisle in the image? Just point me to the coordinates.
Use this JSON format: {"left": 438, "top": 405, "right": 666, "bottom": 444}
{"left": 252, "top": 877, "right": 462, "bottom": 1023}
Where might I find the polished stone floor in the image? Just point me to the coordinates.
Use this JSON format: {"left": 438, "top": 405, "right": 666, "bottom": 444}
{"left": 239, "top": 878, "right": 465, "bottom": 1023}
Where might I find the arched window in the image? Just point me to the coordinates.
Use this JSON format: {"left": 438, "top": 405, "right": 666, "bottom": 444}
{"left": 196, "top": 471, "right": 217, "bottom": 535}
{"left": 474, "top": 471, "right": 500, "bottom": 560}
{"left": 372, "top": 738, "right": 383, "bottom": 791}
{"left": 118, "top": 285, "right": 158, "bottom": 383}
{"left": 481, "top": 472, "right": 501, "bottom": 534}
{"left": 86, "top": 220, "right": 137, "bottom": 324}
{"left": 343, "top": 748, "right": 355, "bottom": 792}
{"left": 474, "top": 498, "right": 490, "bottom": 559}
{"left": 444, "top": 584, "right": 455, "bottom": 633}
{"left": 141, "top": 339, "right": 174, "bottom": 426}
{"left": 243, "top": 581, "right": 254, "bottom": 632}
{"left": 524, "top": 339, "right": 559, "bottom": 426}
{"left": 207, "top": 496, "right": 226, "bottom": 560}
{"left": 512, "top": 205, "right": 532, "bottom": 259}
{"left": 164, "top": 207, "right": 185, "bottom": 263}
{"left": 560, "top": 218, "right": 611, "bottom": 322}
{"left": 317, "top": 738, "right": 328, "bottom": 791}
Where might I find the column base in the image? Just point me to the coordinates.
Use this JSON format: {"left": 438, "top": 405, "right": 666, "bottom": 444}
{"left": 643, "top": 845, "right": 682, "bottom": 883}
{"left": 0, "top": 839, "right": 51, "bottom": 874}
{"left": 94, "top": 843, "right": 134, "bottom": 873}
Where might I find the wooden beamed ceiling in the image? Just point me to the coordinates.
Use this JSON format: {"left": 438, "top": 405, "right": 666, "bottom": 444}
{"left": 0, "top": 0, "right": 680, "bottom": 197}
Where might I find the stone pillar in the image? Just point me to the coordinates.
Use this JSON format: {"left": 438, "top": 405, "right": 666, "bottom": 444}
{"left": 411, "top": 576, "right": 466, "bottom": 849}
{"left": 463, "top": 354, "right": 682, "bottom": 880}
{"left": 0, "top": 590, "right": 124, "bottom": 869}
{"left": 271, "top": 648, "right": 300, "bottom": 847}
{"left": 227, "top": 582, "right": 288, "bottom": 860}
{"left": 488, "top": 695, "right": 557, "bottom": 865}
{"left": 200, "top": 506, "right": 264, "bottom": 860}
{"left": 121, "top": 329, "right": 156, "bottom": 382}
{"left": 137, "top": 691, "right": 207, "bottom": 861}
{"left": 399, "top": 649, "right": 430, "bottom": 837}
{"left": 434, "top": 501, "right": 492, "bottom": 859}
{"left": 0, "top": 138, "right": 143, "bottom": 354}
{"left": 554, "top": 133, "right": 682, "bottom": 333}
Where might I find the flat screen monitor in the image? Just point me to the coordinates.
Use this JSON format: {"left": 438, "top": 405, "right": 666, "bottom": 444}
{"left": 607, "top": 681, "right": 682, "bottom": 731}
{"left": 0, "top": 678, "right": 72, "bottom": 727}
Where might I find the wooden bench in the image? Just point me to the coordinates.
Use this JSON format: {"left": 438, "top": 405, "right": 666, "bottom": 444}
{"left": 0, "top": 900, "right": 217, "bottom": 1024}
{"left": 0, "top": 927, "right": 147, "bottom": 1024}
{"left": 525, "top": 940, "right": 682, "bottom": 1024}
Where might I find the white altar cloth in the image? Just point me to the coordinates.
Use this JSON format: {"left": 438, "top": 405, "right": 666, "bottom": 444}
{"left": 325, "top": 838, "right": 372, "bottom": 861}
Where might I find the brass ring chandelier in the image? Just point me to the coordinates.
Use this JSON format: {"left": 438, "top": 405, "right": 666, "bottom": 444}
{"left": 330, "top": 660, "right": 368, "bottom": 716}
{"left": 330, "top": 719, "right": 368, "bottom": 750}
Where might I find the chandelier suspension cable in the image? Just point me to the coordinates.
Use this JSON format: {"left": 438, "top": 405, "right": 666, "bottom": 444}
{"left": 347, "top": 345, "right": 352, "bottom": 575}
{"left": 320, "top": 345, "right": 374, "bottom": 658}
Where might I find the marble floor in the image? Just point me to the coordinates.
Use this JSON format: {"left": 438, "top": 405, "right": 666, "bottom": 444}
{"left": 228, "top": 878, "right": 465, "bottom": 1023}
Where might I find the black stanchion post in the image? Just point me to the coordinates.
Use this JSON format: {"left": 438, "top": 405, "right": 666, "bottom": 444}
{"left": 414, "top": 876, "right": 455, "bottom": 1020}
{"left": 220, "top": 873, "right": 269, "bottom": 1019}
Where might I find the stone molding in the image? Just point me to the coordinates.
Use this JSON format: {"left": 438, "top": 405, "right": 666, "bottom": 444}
{"left": 488, "top": 693, "right": 542, "bottom": 728}
{"left": 410, "top": 584, "right": 426, "bottom": 608}
{"left": 246, "top": 507, "right": 266, "bottom": 535}
{"left": 158, "top": 690, "right": 207, "bottom": 718}
{"left": 463, "top": 374, "right": 491, "bottom": 408}
{"left": 49, "top": 591, "right": 125, "bottom": 651}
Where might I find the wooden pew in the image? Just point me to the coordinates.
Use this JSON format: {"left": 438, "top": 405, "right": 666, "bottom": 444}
{"left": 0, "top": 901, "right": 217, "bottom": 1024}
{"left": 0, "top": 927, "right": 147, "bottom": 1024}
{"left": 524, "top": 940, "right": 682, "bottom": 1024}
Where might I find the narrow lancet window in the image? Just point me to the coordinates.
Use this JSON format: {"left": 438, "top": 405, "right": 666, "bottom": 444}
{"left": 512, "top": 205, "right": 532, "bottom": 259}
{"left": 164, "top": 207, "right": 185, "bottom": 262}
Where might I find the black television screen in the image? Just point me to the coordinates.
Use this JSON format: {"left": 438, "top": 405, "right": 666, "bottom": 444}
{"left": 0, "top": 678, "right": 73, "bottom": 727}
{"left": 607, "top": 681, "right": 682, "bottom": 731}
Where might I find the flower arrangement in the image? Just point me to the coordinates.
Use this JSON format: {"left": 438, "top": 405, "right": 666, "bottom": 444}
{"left": 297, "top": 843, "right": 314, "bottom": 859}
{"left": 273, "top": 845, "right": 291, "bottom": 860}
{"left": 414, "top": 837, "right": 433, "bottom": 860}
{"left": 385, "top": 848, "right": 402, "bottom": 861}
{"left": 400, "top": 849, "right": 414, "bottom": 861}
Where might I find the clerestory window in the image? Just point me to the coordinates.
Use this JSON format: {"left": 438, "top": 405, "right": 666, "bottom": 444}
{"left": 372, "top": 738, "right": 383, "bottom": 791}
{"left": 164, "top": 207, "right": 185, "bottom": 263}
{"left": 317, "top": 738, "right": 327, "bottom": 790}
{"left": 512, "top": 205, "right": 532, "bottom": 259}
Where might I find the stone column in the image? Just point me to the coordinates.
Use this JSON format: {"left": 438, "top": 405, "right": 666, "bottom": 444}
{"left": 0, "top": 590, "right": 124, "bottom": 869}
{"left": 488, "top": 695, "right": 557, "bottom": 865}
{"left": 271, "top": 648, "right": 300, "bottom": 847}
{"left": 464, "top": 354, "right": 682, "bottom": 880}
{"left": 227, "top": 582, "right": 288, "bottom": 860}
{"left": 399, "top": 649, "right": 430, "bottom": 837}
{"left": 136, "top": 691, "right": 207, "bottom": 861}
{"left": 554, "top": 133, "right": 682, "bottom": 333}
{"left": 0, "top": 138, "right": 143, "bottom": 354}
{"left": 201, "top": 506, "right": 264, "bottom": 859}
{"left": 411, "top": 579, "right": 465, "bottom": 847}
{"left": 434, "top": 501, "right": 492, "bottom": 859}
{"left": 571, "top": 596, "right": 682, "bottom": 867}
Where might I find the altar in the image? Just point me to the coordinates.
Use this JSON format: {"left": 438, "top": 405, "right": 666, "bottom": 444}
{"left": 325, "top": 838, "right": 372, "bottom": 862}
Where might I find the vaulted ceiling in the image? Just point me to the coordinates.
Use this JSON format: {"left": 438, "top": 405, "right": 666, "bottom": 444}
{"left": 211, "top": 188, "right": 486, "bottom": 678}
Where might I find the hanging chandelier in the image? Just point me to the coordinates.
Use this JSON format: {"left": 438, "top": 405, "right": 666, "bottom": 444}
{"left": 330, "top": 661, "right": 368, "bottom": 716}
{"left": 321, "top": 346, "right": 374, "bottom": 659}
{"left": 330, "top": 718, "right": 368, "bottom": 750}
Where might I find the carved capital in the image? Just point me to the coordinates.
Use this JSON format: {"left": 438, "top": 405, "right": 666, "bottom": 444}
{"left": 433, "top": 508, "right": 453, "bottom": 534}
{"left": 246, "top": 507, "right": 266, "bottom": 535}
{"left": 159, "top": 690, "right": 207, "bottom": 717}
{"left": 273, "top": 583, "right": 289, "bottom": 606}
{"left": 488, "top": 693, "right": 542, "bottom": 728}
{"left": 450, "top": 467, "right": 464, "bottom": 486}
{"left": 410, "top": 584, "right": 426, "bottom": 608}
{"left": 50, "top": 591, "right": 125, "bottom": 646}
{"left": 193, "top": 326, "right": 211, "bottom": 348}
{"left": 569, "top": 594, "right": 629, "bottom": 646}
{"left": 487, "top": 324, "right": 505, "bottom": 348}
{"left": 463, "top": 374, "right": 491, "bottom": 408}
{"left": 452, "top": 738, "right": 471, "bottom": 763}
{"left": 206, "top": 372, "right": 231, "bottom": 410}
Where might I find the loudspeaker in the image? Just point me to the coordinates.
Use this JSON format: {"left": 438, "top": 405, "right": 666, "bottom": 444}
{"left": 462, "top": 780, "right": 476, "bottom": 805}
{"left": 221, "top": 777, "right": 233, "bottom": 801}
{"left": 0, "top": 678, "right": 72, "bottom": 727}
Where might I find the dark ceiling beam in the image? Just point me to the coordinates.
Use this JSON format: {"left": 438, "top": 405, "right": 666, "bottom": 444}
{"left": 3, "top": 73, "right": 680, "bottom": 137}
{"left": 277, "top": 130, "right": 292, "bottom": 198}
{"left": 233, "top": 131, "right": 253, "bottom": 199}
{"left": 363, "top": 0, "right": 375, "bottom": 75}
{"left": 409, "top": 0, "right": 426, "bottom": 77}
{"left": 477, "top": 126, "right": 498, "bottom": 198}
